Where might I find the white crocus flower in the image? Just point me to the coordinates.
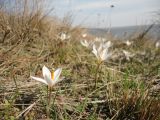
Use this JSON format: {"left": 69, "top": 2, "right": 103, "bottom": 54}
{"left": 59, "top": 33, "right": 70, "bottom": 41}
{"left": 95, "top": 37, "right": 101, "bottom": 42}
{"left": 60, "top": 33, "right": 67, "bottom": 41}
{"left": 101, "top": 38, "right": 106, "bottom": 42}
{"left": 125, "top": 40, "right": 132, "bottom": 46}
{"left": 95, "top": 37, "right": 106, "bottom": 42}
{"left": 122, "top": 50, "right": 134, "bottom": 61}
{"left": 80, "top": 40, "right": 90, "bottom": 48}
{"left": 31, "top": 66, "right": 62, "bottom": 87}
{"left": 155, "top": 42, "right": 160, "bottom": 48}
{"left": 82, "top": 33, "right": 87, "bottom": 38}
{"left": 92, "top": 43, "right": 112, "bottom": 62}
{"left": 103, "top": 41, "right": 112, "bottom": 49}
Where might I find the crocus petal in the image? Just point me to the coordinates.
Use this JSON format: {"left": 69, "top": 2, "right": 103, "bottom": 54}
{"left": 81, "top": 40, "right": 89, "bottom": 47}
{"left": 84, "top": 40, "right": 89, "bottom": 47}
{"left": 100, "top": 48, "right": 107, "bottom": 61}
{"left": 44, "top": 74, "right": 53, "bottom": 86}
{"left": 81, "top": 40, "right": 86, "bottom": 47}
{"left": 53, "top": 68, "right": 62, "bottom": 85}
{"left": 104, "top": 41, "right": 111, "bottom": 49}
{"left": 92, "top": 45, "right": 98, "bottom": 59}
{"left": 31, "top": 76, "right": 48, "bottom": 85}
{"left": 42, "top": 65, "right": 51, "bottom": 79}
{"left": 156, "top": 42, "right": 160, "bottom": 48}
{"left": 98, "top": 43, "right": 103, "bottom": 53}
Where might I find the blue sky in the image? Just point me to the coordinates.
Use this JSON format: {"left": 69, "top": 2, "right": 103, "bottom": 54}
{"left": 48, "top": 0, "right": 160, "bottom": 28}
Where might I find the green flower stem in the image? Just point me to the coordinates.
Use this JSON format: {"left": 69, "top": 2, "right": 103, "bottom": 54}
{"left": 95, "top": 61, "right": 102, "bottom": 88}
{"left": 47, "top": 86, "right": 52, "bottom": 119}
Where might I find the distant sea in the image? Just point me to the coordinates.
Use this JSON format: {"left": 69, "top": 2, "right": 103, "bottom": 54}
{"left": 87, "top": 25, "right": 160, "bottom": 40}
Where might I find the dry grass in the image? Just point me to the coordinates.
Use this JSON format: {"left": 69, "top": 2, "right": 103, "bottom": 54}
{"left": 0, "top": 0, "right": 160, "bottom": 120}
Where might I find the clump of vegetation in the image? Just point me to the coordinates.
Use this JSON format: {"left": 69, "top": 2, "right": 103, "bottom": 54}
{"left": 0, "top": 0, "right": 160, "bottom": 120}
